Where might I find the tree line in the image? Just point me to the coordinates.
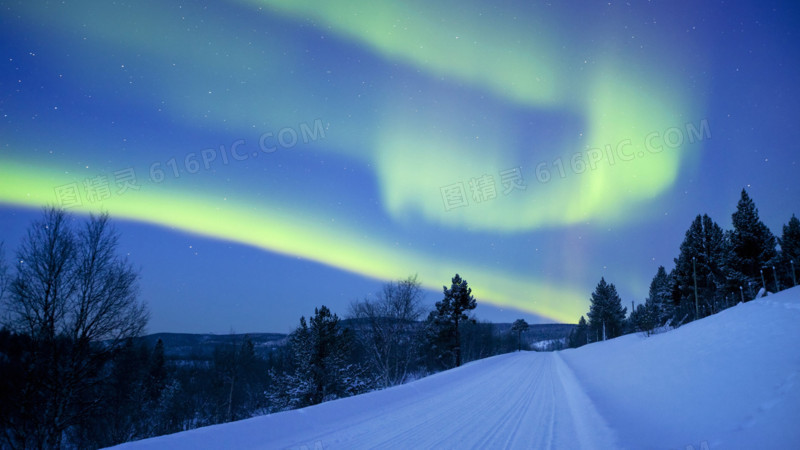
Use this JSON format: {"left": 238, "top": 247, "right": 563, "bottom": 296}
{"left": 568, "top": 189, "right": 799, "bottom": 347}
{"left": 0, "top": 209, "right": 527, "bottom": 448}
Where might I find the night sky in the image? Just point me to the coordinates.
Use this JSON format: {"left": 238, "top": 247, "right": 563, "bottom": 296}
{"left": 1, "top": 1, "right": 798, "bottom": 333}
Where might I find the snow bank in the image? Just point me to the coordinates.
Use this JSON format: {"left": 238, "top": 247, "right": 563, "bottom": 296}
{"left": 561, "top": 285, "right": 800, "bottom": 449}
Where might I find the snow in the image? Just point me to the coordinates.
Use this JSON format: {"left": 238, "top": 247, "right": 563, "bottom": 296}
{"left": 561, "top": 286, "right": 800, "bottom": 449}
{"left": 113, "top": 353, "right": 617, "bottom": 449}
{"left": 531, "top": 337, "right": 566, "bottom": 350}
{"left": 112, "top": 286, "right": 800, "bottom": 449}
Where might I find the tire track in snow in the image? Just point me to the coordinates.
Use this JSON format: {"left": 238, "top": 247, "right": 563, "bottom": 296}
{"left": 291, "top": 352, "right": 619, "bottom": 449}
{"left": 114, "top": 351, "right": 619, "bottom": 449}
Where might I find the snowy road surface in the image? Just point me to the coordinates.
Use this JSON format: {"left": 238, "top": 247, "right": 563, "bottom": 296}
{"left": 116, "top": 352, "right": 618, "bottom": 449}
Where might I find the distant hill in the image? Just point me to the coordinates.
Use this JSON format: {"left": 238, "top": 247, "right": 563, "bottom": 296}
{"left": 138, "top": 322, "right": 574, "bottom": 360}
{"left": 492, "top": 323, "right": 575, "bottom": 345}
{"left": 138, "top": 332, "right": 287, "bottom": 360}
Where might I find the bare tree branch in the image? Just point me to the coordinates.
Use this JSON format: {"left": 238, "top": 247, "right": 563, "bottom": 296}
{"left": 349, "top": 275, "right": 424, "bottom": 387}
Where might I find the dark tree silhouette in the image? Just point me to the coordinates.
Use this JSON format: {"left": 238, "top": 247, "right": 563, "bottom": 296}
{"left": 587, "top": 277, "right": 627, "bottom": 341}
{"left": 429, "top": 274, "right": 477, "bottom": 367}
{"left": 511, "top": 319, "right": 529, "bottom": 352}
{"left": 728, "top": 189, "right": 777, "bottom": 292}
{"left": 1, "top": 207, "right": 148, "bottom": 448}
{"left": 778, "top": 214, "right": 800, "bottom": 288}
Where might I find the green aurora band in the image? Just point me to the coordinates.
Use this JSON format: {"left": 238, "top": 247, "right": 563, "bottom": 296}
{"left": 249, "top": 0, "right": 695, "bottom": 230}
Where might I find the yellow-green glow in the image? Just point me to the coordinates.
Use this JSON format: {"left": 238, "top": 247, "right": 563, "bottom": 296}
{"left": 0, "top": 157, "right": 586, "bottom": 323}
{"left": 568, "top": 69, "right": 686, "bottom": 223}
{"left": 372, "top": 71, "right": 688, "bottom": 231}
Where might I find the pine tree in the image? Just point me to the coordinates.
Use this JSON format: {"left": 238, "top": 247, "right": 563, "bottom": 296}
{"left": 147, "top": 338, "right": 167, "bottom": 402}
{"left": 646, "top": 266, "right": 674, "bottom": 324}
{"left": 778, "top": 214, "right": 800, "bottom": 288}
{"left": 673, "top": 214, "right": 729, "bottom": 320}
{"left": 728, "top": 189, "right": 777, "bottom": 293}
{"left": 307, "top": 306, "right": 351, "bottom": 404}
{"left": 568, "top": 316, "right": 589, "bottom": 348}
{"left": 586, "top": 278, "right": 627, "bottom": 341}
{"left": 430, "top": 274, "right": 477, "bottom": 367}
{"left": 422, "top": 310, "right": 455, "bottom": 370}
{"left": 94, "top": 338, "right": 151, "bottom": 446}
{"left": 267, "top": 306, "right": 371, "bottom": 411}
{"left": 629, "top": 303, "right": 658, "bottom": 335}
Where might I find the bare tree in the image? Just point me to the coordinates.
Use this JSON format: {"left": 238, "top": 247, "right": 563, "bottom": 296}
{"left": 72, "top": 212, "right": 147, "bottom": 345}
{"left": 2, "top": 207, "right": 148, "bottom": 448}
{"left": 349, "top": 275, "right": 425, "bottom": 387}
{"left": 511, "top": 319, "right": 529, "bottom": 352}
{"left": 8, "top": 208, "right": 76, "bottom": 342}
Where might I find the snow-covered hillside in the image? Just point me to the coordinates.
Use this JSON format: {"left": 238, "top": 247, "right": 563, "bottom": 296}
{"left": 562, "top": 286, "right": 800, "bottom": 449}
{"left": 113, "top": 287, "right": 800, "bottom": 449}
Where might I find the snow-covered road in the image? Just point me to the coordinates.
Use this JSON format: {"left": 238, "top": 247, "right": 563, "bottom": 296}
{"left": 117, "top": 352, "right": 618, "bottom": 449}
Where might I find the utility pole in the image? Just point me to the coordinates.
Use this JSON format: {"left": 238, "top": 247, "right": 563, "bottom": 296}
{"left": 791, "top": 260, "right": 797, "bottom": 287}
{"left": 692, "top": 256, "right": 699, "bottom": 319}
{"left": 772, "top": 266, "right": 780, "bottom": 292}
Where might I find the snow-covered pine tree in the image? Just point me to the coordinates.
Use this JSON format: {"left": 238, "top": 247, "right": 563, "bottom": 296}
{"left": 645, "top": 266, "right": 674, "bottom": 324}
{"left": 778, "top": 214, "right": 800, "bottom": 288}
{"left": 728, "top": 189, "right": 777, "bottom": 293}
{"left": 267, "top": 306, "right": 374, "bottom": 412}
{"left": 586, "top": 278, "right": 627, "bottom": 341}
{"left": 629, "top": 302, "right": 659, "bottom": 335}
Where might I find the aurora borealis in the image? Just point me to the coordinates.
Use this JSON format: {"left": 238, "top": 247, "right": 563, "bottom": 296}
{"left": 1, "top": 1, "right": 798, "bottom": 333}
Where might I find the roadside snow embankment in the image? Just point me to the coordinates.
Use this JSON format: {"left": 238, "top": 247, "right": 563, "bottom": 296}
{"left": 561, "top": 286, "right": 800, "bottom": 449}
